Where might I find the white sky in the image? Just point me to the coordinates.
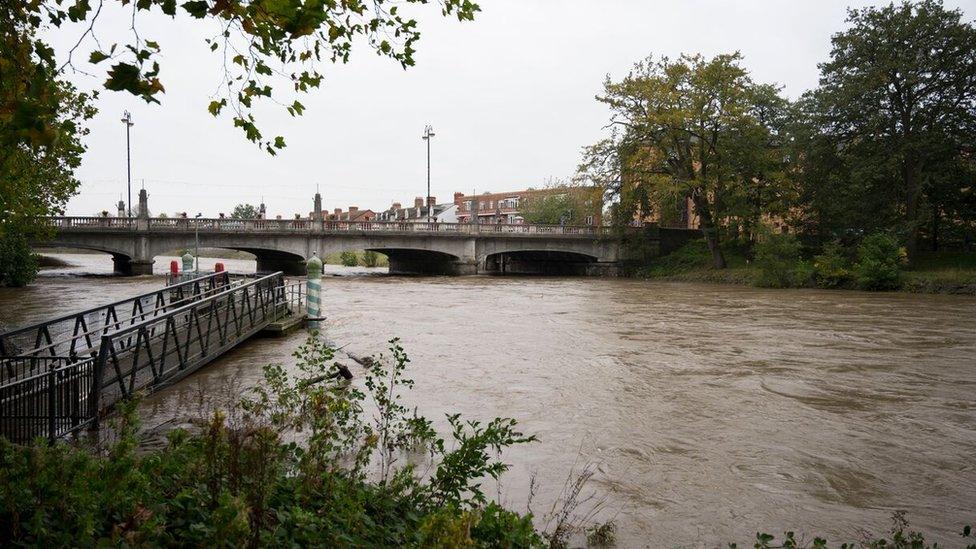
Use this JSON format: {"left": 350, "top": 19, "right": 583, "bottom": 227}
{"left": 52, "top": 0, "right": 975, "bottom": 218}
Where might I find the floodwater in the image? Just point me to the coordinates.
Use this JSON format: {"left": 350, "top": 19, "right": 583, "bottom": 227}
{"left": 2, "top": 252, "right": 975, "bottom": 547}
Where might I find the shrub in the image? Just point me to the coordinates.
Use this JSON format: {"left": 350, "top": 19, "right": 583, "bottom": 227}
{"left": 854, "top": 233, "right": 906, "bottom": 290}
{"left": 361, "top": 250, "right": 379, "bottom": 268}
{"left": 813, "top": 240, "right": 853, "bottom": 289}
{"left": 339, "top": 250, "right": 358, "bottom": 267}
{"left": 753, "top": 231, "right": 812, "bottom": 288}
{"left": 0, "top": 337, "right": 541, "bottom": 547}
{"left": 638, "top": 238, "right": 712, "bottom": 277}
{"left": 0, "top": 233, "right": 39, "bottom": 287}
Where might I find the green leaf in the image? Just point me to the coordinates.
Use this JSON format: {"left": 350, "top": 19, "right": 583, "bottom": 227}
{"left": 181, "top": 0, "right": 208, "bottom": 18}
{"left": 273, "top": 136, "right": 286, "bottom": 148}
{"left": 161, "top": 0, "right": 177, "bottom": 15}
{"left": 88, "top": 50, "right": 110, "bottom": 64}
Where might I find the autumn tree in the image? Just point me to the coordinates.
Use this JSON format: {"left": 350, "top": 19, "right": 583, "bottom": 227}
{"left": 1, "top": 15, "right": 96, "bottom": 286}
{"left": 810, "top": 0, "right": 976, "bottom": 259}
{"left": 584, "top": 53, "right": 791, "bottom": 268}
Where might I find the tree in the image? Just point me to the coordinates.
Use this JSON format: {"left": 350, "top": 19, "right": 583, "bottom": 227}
{"left": 812, "top": 0, "right": 976, "bottom": 260}
{"left": 585, "top": 53, "right": 790, "bottom": 268}
{"left": 231, "top": 203, "right": 260, "bottom": 219}
{"left": 520, "top": 180, "right": 603, "bottom": 225}
{"left": 1, "top": 15, "right": 96, "bottom": 286}
{"left": 4, "top": 0, "right": 480, "bottom": 155}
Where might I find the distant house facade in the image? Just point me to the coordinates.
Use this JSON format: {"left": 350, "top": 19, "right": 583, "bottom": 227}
{"left": 375, "top": 196, "right": 458, "bottom": 223}
{"left": 330, "top": 206, "right": 376, "bottom": 222}
{"left": 453, "top": 188, "right": 603, "bottom": 225}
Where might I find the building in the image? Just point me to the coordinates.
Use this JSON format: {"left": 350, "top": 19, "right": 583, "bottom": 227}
{"left": 375, "top": 196, "right": 458, "bottom": 223}
{"left": 330, "top": 206, "right": 376, "bottom": 222}
{"left": 453, "top": 187, "right": 603, "bottom": 225}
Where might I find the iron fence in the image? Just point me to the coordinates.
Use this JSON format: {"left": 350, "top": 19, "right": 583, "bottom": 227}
{"left": 0, "top": 271, "right": 236, "bottom": 369}
{"left": 0, "top": 357, "right": 96, "bottom": 443}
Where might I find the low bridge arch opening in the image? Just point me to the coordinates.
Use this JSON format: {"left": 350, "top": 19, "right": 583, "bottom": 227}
{"left": 33, "top": 243, "right": 140, "bottom": 275}
{"left": 366, "top": 248, "right": 464, "bottom": 276}
{"left": 232, "top": 248, "right": 306, "bottom": 276}
{"left": 483, "top": 250, "right": 600, "bottom": 276}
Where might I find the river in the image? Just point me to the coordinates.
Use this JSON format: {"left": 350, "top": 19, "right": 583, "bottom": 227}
{"left": 2, "top": 253, "right": 975, "bottom": 547}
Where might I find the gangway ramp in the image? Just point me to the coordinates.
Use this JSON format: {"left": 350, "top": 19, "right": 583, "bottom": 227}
{"left": 0, "top": 272, "right": 305, "bottom": 443}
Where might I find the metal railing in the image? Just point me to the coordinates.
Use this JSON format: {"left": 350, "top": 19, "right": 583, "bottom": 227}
{"left": 0, "top": 357, "right": 96, "bottom": 443}
{"left": 43, "top": 217, "right": 617, "bottom": 236}
{"left": 92, "top": 272, "right": 286, "bottom": 407}
{"left": 0, "top": 272, "right": 297, "bottom": 443}
{"left": 0, "top": 272, "right": 235, "bottom": 372}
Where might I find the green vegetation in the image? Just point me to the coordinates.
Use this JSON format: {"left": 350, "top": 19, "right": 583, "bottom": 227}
{"left": 361, "top": 250, "right": 380, "bottom": 268}
{"left": 520, "top": 181, "right": 603, "bottom": 226}
{"left": 754, "top": 232, "right": 813, "bottom": 289}
{"left": 339, "top": 250, "right": 360, "bottom": 267}
{"left": 639, "top": 239, "right": 976, "bottom": 295}
{"left": 323, "top": 250, "right": 389, "bottom": 268}
{"left": 0, "top": 337, "right": 543, "bottom": 546}
{"left": 4, "top": 0, "right": 479, "bottom": 155}
{"left": 587, "top": 0, "right": 975, "bottom": 271}
{"left": 231, "top": 204, "right": 260, "bottom": 219}
{"left": 1, "top": 16, "right": 96, "bottom": 287}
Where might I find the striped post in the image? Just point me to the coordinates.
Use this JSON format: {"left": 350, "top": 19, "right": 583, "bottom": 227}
{"left": 306, "top": 252, "right": 323, "bottom": 331}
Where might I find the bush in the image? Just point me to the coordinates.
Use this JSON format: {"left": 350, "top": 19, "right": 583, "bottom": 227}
{"left": 753, "top": 231, "right": 812, "bottom": 288}
{"left": 361, "top": 250, "right": 379, "bottom": 268}
{"left": 854, "top": 233, "right": 906, "bottom": 290}
{"left": 637, "top": 238, "right": 712, "bottom": 276}
{"left": 0, "top": 337, "right": 541, "bottom": 547}
{"left": 339, "top": 250, "right": 359, "bottom": 267}
{"left": 0, "top": 233, "right": 40, "bottom": 287}
{"left": 813, "top": 240, "right": 853, "bottom": 289}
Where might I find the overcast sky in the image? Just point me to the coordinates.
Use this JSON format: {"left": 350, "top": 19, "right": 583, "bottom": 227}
{"left": 52, "top": 0, "right": 975, "bottom": 218}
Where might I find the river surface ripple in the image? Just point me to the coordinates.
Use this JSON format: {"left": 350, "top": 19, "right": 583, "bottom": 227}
{"left": 2, "top": 253, "right": 975, "bottom": 547}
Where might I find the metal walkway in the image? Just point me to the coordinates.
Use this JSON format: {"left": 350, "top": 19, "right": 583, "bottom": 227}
{"left": 0, "top": 272, "right": 304, "bottom": 443}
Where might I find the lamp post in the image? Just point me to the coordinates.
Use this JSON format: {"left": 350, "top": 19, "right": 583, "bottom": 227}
{"left": 194, "top": 212, "right": 202, "bottom": 273}
{"left": 121, "top": 111, "right": 134, "bottom": 216}
{"left": 421, "top": 125, "right": 435, "bottom": 223}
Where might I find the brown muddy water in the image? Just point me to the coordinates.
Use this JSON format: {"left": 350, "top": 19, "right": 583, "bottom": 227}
{"left": 2, "top": 252, "right": 975, "bottom": 547}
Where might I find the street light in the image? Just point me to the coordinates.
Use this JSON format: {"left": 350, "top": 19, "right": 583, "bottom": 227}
{"left": 121, "top": 111, "right": 134, "bottom": 217}
{"left": 194, "top": 212, "right": 202, "bottom": 273}
{"left": 421, "top": 125, "right": 435, "bottom": 223}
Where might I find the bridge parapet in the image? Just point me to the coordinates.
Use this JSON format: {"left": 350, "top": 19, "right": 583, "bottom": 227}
{"left": 43, "top": 217, "right": 620, "bottom": 239}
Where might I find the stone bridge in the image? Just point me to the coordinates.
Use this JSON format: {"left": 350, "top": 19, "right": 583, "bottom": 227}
{"left": 37, "top": 216, "right": 640, "bottom": 276}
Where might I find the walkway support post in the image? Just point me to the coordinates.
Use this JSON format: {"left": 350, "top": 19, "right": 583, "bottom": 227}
{"left": 306, "top": 252, "right": 322, "bottom": 331}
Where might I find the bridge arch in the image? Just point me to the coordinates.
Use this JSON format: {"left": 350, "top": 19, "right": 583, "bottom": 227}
{"left": 364, "top": 247, "right": 463, "bottom": 275}
{"left": 482, "top": 249, "right": 599, "bottom": 276}
{"left": 33, "top": 241, "right": 143, "bottom": 275}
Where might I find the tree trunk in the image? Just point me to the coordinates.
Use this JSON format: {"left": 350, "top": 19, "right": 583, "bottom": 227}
{"left": 930, "top": 207, "right": 940, "bottom": 252}
{"left": 903, "top": 158, "right": 922, "bottom": 263}
{"left": 693, "top": 194, "right": 727, "bottom": 269}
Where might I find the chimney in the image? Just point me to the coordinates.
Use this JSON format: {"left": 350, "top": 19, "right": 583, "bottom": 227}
{"left": 414, "top": 197, "right": 424, "bottom": 208}
{"left": 426, "top": 196, "right": 436, "bottom": 207}
{"left": 348, "top": 206, "right": 359, "bottom": 213}
{"left": 454, "top": 192, "right": 464, "bottom": 204}
{"left": 392, "top": 202, "right": 402, "bottom": 210}
{"left": 334, "top": 208, "right": 342, "bottom": 217}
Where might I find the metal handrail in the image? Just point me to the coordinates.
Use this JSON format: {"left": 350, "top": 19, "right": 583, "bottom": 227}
{"left": 101, "top": 272, "right": 283, "bottom": 339}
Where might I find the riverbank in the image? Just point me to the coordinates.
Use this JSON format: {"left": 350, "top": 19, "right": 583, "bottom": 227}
{"left": 634, "top": 241, "right": 976, "bottom": 295}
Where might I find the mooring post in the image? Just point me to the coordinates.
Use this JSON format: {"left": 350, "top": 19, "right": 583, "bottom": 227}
{"left": 181, "top": 251, "right": 194, "bottom": 276}
{"left": 306, "top": 252, "right": 323, "bottom": 331}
